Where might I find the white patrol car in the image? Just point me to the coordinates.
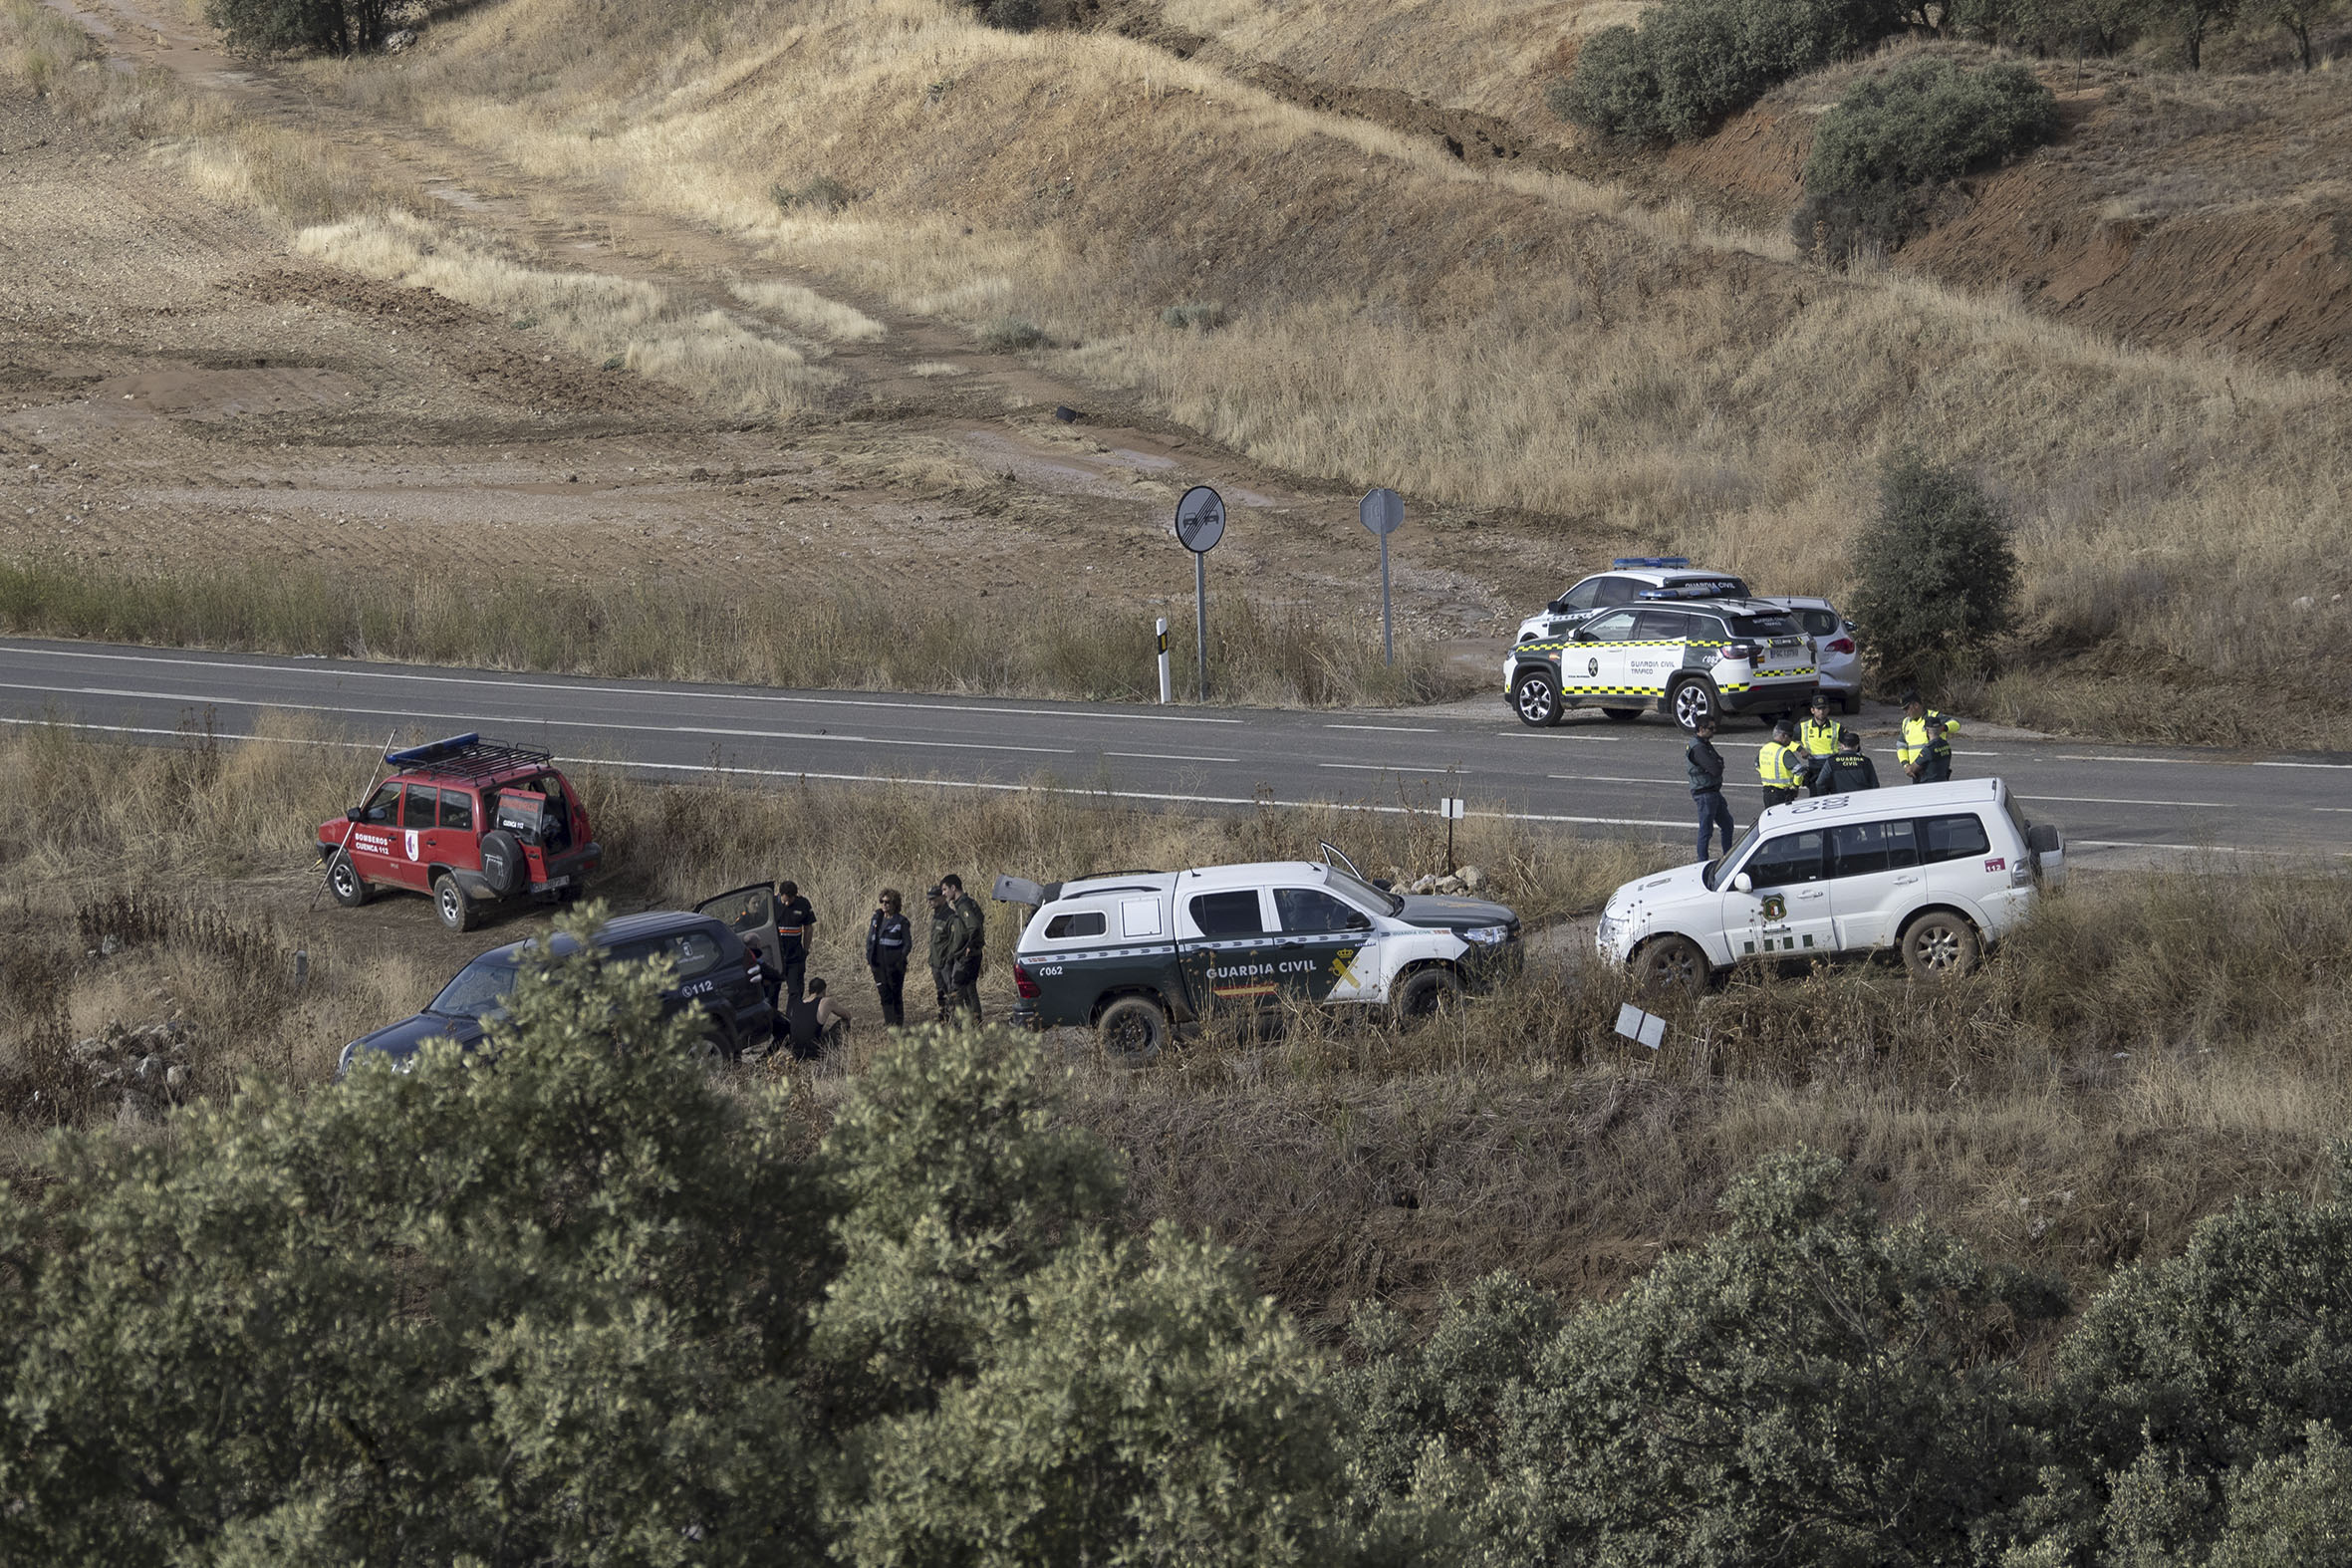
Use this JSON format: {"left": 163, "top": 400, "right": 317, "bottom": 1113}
{"left": 1596, "top": 779, "right": 2064, "bottom": 990}
{"left": 1512, "top": 557, "right": 1752, "bottom": 646}
{"left": 1001, "top": 847, "right": 1522, "bottom": 1063}
{"left": 1506, "top": 596, "right": 1818, "bottom": 730}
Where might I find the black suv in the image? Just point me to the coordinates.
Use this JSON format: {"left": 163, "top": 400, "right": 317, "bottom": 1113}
{"left": 337, "top": 911, "right": 774, "bottom": 1075}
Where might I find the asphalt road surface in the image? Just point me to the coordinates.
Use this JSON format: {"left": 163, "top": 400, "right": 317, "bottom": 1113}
{"left": 3, "top": 639, "right": 2346, "bottom": 869}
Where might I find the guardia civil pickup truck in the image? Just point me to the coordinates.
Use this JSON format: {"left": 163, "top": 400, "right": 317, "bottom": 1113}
{"left": 1001, "top": 848, "right": 1522, "bottom": 1063}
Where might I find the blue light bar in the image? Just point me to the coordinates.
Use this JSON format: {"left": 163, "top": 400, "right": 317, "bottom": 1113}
{"left": 1613, "top": 556, "right": 1691, "bottom": 570}
{"left": 386, "top": 732, "right": 480, "bottom": 766}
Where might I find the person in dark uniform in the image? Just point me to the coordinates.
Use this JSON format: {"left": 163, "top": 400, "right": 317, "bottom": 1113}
{"left": 1899, "top": 691, "right": 1959, "bottom": 784}
{"left": 943, "top": 873, "right": 985, "bottom": 1022}
{"left": 926, "top": 883, "right": 962, "bottom": 1023}
{"left": 774, "top": 880, "right": 816, "bottom": 1014}
{"left": 1814, "top": 728, "right": 1882, "bottom": 793}
{"left": 1687, "top": 717, "right": 1735, "bottom": 863}
{"left": 865, "top": 887, "right": 913, "bottom": 1028}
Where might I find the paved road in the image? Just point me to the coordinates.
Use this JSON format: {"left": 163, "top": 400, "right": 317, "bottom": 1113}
{"left": 3, "top": 639, "right": 2346, "bottom": 867}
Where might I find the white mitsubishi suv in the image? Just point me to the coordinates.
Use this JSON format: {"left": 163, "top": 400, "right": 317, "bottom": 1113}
{"left": 1596, "top": 779, "right": 2064, "bottom": 989}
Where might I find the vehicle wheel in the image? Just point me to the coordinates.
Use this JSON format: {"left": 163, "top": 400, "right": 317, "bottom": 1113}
{"left": 1097, "top": 995, "right": 1170, "bottom": 1067}
{"left": 433, "top": 873, "right": 478, "bottom": 933}
{"left": 1636, "top": 934, "right": 1709, "bottom": 995}
{"left": 1392, "top": 966, "right": 1465, "bottom": 1027}
{"left": 1669, "top": 679, "right": 1717, "bottom": 732}
{"left": 685, "top": 1019, "right": 737, "bottom": 1069}
{"left": 478, "top": 828, "right": 526, "bottom": 898}
{"left": 1512, "top": 668, "right": 1563, "bottom": 728}
{"left": 1901, "top": 912, "right": 1979, "bottom": 981}
{"left": 1601, "top": 706, "right": 1644, "bottom": 723}
{"left": 328, "top": 852, "right": 371, "bottom": 908}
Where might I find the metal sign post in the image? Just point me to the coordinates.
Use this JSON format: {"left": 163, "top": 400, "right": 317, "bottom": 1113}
{"left": 1175, "top": 485, "right": 1226, "bottom": 701}
{"left": 1440, "top": 794, "right": 1465, "bottom": 872}
{"left": 1359, "top": 487, "right": 1405, "bottom": 666}
{"left": 1156, "top": 618, "right": 1172, "bottom": 705}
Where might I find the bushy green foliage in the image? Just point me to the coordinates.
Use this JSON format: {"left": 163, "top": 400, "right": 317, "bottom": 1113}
{"left": 1554, "top": 0, "right": 1906, "bottom": 143}
{"left": 1794, "top": 58, "right": 2059, "bottom": 254}
{"left": 203, "top": 0, "right": 391, "bottom": 55}
{"left": 1851, "top": 451, "right": 2021, "bottom": 687}
{"left": 0, "top": 912, "right": 1347, "bottom": 1564}
{"left": 1340, "top": 1153, "right": 2067, "bottom": 1565}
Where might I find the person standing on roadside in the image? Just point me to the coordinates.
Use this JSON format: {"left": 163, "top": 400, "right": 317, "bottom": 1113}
{"left": 944, "top": 873, "right": 985, "bottom": 1022}
{"left": 1898, "top": 691, "right": 1959, "bottom": 784}
{"left": 1815, "top": 727, "right": 1882, "bottom": 793}
{"left": 1687, "top": 716, "right": 1736, "bottom": 863}
{"left": 1797, "top": 692, "right": 1840, "bottom": 795}
{"left": 926, "top": 884, "right": 960, "bottom": 1022}
{"left": 1758, "top": 720, "right": 1804, "bottom": 809}
{"left": 865, "top": 888, "right": 913, "bottom": 1028}
{"left": 774, "top": 880, "right": 816, "bottom": 1013}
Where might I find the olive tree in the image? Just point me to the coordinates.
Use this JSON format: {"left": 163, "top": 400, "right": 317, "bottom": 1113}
{"left": 1851, "top": 452, "right": 2022, "bottom": 689}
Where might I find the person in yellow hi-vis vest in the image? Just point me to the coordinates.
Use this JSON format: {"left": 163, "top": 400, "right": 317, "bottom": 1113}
{"left": 1898, "top": 690, "right": 1959, "bottom": 783}
{"left": 1757, "top": 720, "right": 1804, "bottom": 808}
{"left": 1795, "top": 691, "right": 1841, "bottom": 795}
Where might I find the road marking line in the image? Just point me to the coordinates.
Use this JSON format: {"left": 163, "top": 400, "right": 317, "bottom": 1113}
{"left": 2054, "top": 755, "right": 2176, "bottom": 765}
{"left": 1548, "top": 774, "right": 1694, "bottom": 785}
{"left": 1326, "top": 723, "right": 1437, "bottom": 733}
{"left": 1318, "top": 762, "right": 1471, "bottom": 773}
{"left": 1104, "top": 751, "right": 1240, "bottom": 763}
{"left": 0, "top": 717, "right": 1686, "bottom": 830}
{"left": 2257, "top": 760, "right": 2352, "bottom": 770}
{"left": 1493, "top": 733, "right": 1622, "bottom": 741}
{"left": 2019, "top": 795, "right": 2233, "bottom": 808}
{"left": 0, "top": 642, "right": 1249, "bottom": 724}
{"left": 0, "top": 682, "right": 1079, "bottom": 756}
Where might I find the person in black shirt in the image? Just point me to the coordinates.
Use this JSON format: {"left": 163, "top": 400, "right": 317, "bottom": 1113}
{"left": 774, "top": 880, "right": 816, "bottom": 1016}
{"left": 1814, "top": 728, "right": 1882, "bottom": 793}
{"left": 865, "top": 887, "right": 913, "bottom": 1028}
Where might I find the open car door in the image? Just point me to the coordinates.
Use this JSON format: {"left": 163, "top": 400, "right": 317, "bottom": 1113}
{"left": 695, "top": 883, "right": 783, "bottom": 971}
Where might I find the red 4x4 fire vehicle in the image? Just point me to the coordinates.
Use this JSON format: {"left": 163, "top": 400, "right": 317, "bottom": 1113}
{"left": 316, "top": 734, "right": 601, "bottom": 932}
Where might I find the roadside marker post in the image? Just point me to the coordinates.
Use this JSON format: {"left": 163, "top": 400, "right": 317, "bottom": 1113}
{"left": 1156, "top": 618, "right": 1172, "bottom": 705}
{"left": 1175, "top": 485, "right": 1226, "bottom": 701}
{"left": 1359, "top": 487, "right": 1405, "bottom": 666}
{"left": 1440, "top": 794, "right": 1465, "bottom": 870}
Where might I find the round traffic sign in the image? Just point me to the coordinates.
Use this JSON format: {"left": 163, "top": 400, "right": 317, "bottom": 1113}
{"left": 1359, "top": 487, "right": 1405, "bottom": 536}
{"left": 1176, "top": 485, "right": 1226, "bottom": 553}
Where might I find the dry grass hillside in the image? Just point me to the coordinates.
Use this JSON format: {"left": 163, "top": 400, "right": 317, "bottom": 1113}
{"left": 304, "top": 0, "right": 2352, "bottom": 744}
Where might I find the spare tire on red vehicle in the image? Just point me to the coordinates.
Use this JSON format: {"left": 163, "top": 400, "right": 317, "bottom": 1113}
{"left": 479, "top": 829, "right": 527, "bottom": 898}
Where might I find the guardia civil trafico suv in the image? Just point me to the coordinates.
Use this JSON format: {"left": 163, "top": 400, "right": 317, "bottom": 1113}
{"left": 1596, "top": 779, "right": 2064, "bottom": 989}
{"left": 1001, "top": 847, "right": 1521, "bottom": 1063}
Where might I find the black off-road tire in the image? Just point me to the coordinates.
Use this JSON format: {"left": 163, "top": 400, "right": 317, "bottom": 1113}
{"left": 1636, "top": 934, "right": 1709, "bottom": 995}
{"left": 1669, "top": 678, "right": 1718, "bottom": 732}
{"left": 1901, "top": 912, "right": 1979, "bottom": 981}
{"left": 478, "top": 828, "right": 526, "bottom": 898}
{"left": 433, "top": 873, "right": 478, "bottom": 933}
{"left": 1097, "top": 994, "right": 1170, "bottom": 1066}
{"left": 1601, "top": 706, "right": 1644, "bottom": 723}
{"left": 1392, "top": 966, "right": 1465, "bottom": 1027}
{"left": 685, "top": 1018, "right": 739, "bottom": 1069}
{"left": 1512, "top": 668, "right": 1564, "bottom": 728}
{"left": 328, "top": 851, "right": 371, "bottom": 908}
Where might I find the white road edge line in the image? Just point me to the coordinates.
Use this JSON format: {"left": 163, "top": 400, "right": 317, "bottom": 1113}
{"left": 0, "top": 717, "right": 1685, "bottom": 829}
{"left": 1326, "top": 724, "right": 1437, "bottom": 733}
{"left": 1103, "top": 751, "right": 1240, "bottom": 763}
{"left": 0, "top": 643, "right": 1249, "bottom": 724}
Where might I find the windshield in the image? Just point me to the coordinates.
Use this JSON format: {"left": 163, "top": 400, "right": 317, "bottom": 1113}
{"left": 426, "top": 953, "right": 526, "bottom": 1019}
{"left": 1701, "top": 824, "right": 1761, "bottom": 890}
{"left": 1325, "top": 866, "right": 1404, "bottom": 916}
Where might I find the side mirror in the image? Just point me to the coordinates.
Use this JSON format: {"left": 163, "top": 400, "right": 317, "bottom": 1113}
{"left": 1348, "top": 914, "right": 1373, "bottom": 931}
{"left": 1372, "top": 878, "right": 1394, "bottom": 893}
{"left": 1733, "top": 873, "right": 1753, "bottom": 894}
{"left": 1547, "top": 598, "right": 1569, "bottom": 615}
{"left": 345, "top": 807, "right": 364, "bottom": 822}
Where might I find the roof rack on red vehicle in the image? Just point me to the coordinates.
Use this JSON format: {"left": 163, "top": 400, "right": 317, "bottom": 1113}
{"left": 383, "top": 732, "right": 555, "bottom": 785}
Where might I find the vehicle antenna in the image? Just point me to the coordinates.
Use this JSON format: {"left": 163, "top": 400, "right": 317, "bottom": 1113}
{"left": 310, "top": 730, "right": 400, "bottom": 914}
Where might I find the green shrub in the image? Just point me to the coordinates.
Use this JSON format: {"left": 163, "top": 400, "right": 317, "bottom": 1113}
{"left": 202, "top": 0, "right": 391, "bottom": 54}
{"left": 1554, "top": 0, "right": 1906, "bottom": 142}
{"left": 1793, "top": 58, "right": 2059, "bottom": 254}
{"left": 1849, "top": 451, "right": 2021, "bottom": 688}
{"left": 1162, "top": 302, "right": 1226, "bottom": 332}
{"left": 985, "top": 0, "right": 1041, "bottom": 30}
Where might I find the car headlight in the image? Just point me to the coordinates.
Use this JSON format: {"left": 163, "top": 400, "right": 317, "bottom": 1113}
{"left": 1462, "top": 924, "right": 1513, "bottom": 945}
{"left": 1596, "top": 915, "right": 1620, "bottom": 945}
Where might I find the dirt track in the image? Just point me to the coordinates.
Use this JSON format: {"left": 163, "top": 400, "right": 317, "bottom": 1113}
{"left": 2, "top": 0, "right": 1608, "bottom": 657}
